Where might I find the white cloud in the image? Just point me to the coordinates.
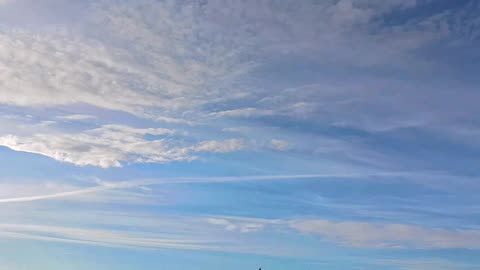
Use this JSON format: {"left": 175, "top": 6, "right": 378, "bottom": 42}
{"left": 0, "top": 0, "right": 442, "bottom": 122}
{"left": 192, "top": 139, "right": 245, "bottom": 153}
{"left": 375, "top": 258, "right": 480, "bottom": 270}
{"left": 206, "top": 218, "right": 265, "bottom": 233}
{"left": 57, "top": 114, "right": 96, "bottom": 121}
{"left": 222, "top": 127, "right": 252, "bottom": 133}
{"left": 0, "top": 174, "right": 351, "bottom": 204}
{"left": 4, "top": 207, "right": 480, "bottom": 253}
{"left": 210, "top": 108, "right": 275, "bottom": 118}
{"left": 0, "top": 27, "right": 249, "bottom": 123}
{"left": 0, "top": 180, "right": 147, "bottom": 203}
{"left": 291, "top": 219, "right": 480, "bottom": 249}
{"left": 0, "top": 223, "right": 215, "bottom": 250}
{"left": 270, "top": 139, "right": 289, "bottom": 151}
{"left": 0, "top": 124, "right": 244, "bottom": 168}
{"left": 0, "top": 0, "right": 260, "bottom": 123}
{"left": 0, "top": 210, "right": 309, "bottom": 257}
{"left": 0, "top": 31, "right": 155, "bottom": 116}
{"left": 0, "top": 0, "right": 471, "bottom": 137}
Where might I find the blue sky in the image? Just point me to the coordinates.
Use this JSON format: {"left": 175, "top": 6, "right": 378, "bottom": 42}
{"left": 0, "top": 0, "right": 479, "bottom": 269}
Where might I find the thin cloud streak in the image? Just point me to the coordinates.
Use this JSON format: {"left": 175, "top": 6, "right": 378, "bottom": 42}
{"left": 0, "top": 181, "right": 138, "bottom": 203}
{"left": 0, "top": 173, "right": 403, "bottom": 204}
{"left": 0, "top": 224, "right": 219, "bottom": 251}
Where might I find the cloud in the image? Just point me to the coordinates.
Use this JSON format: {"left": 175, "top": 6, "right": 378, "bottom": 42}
{"left": 0, "top": 174, "right": 371, "bottom": 204}
{"left": 0, "top": 211, "right": 306, "bottom": 257}
{"left": 0, "top": 0, "right": 257, "bottom": 123}
{"left": 206, "top": 218, "right": 265, "bottom": 233}
{"left": 221, "top": 127, "right": 252, "bottom": 133}
{"left": 0, "top": 124, "right": 244, "bottom": 167}
{"left": 0, "top": 183, "right": 123, "bottom": 203}
{"left": 4, "top": 208, "right": 480, "bottom": 253}
{"left": 375, "top": 258, "right": 480, "bottom": 270}
{"left": 1, "top": 2, "right": 480, "bottom": 267}
{"left": 0, "top": 0, "right": 475, "bottom": 157}
{"left": 270, "top": 139, "right": 289, "bottom": 151}
{"left": 0, "top": 31, "right": 160, "bottom": 118}
{"left": 0, "top": 0, "right": 452, "bottom": 124}
{"left": 0, "top": 223, "right": 217, "bottom": 250}
{"left": 56, "top": 114, "right": 96, "bottom": 121}
{"left": 192, "top": 139, "right": 245, "bottom": 153}
{"left": 210, "top": 108, "right": 275, "bottom": 118}
{"left": 291, "top": 219, "right": 480, "bottom": 249}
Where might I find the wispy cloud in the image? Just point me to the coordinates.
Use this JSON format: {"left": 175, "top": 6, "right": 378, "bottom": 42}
{"left": 270, "top": 139, "right": 289, "bottom": 151}
{"left": 206, "top": 218, "right": 266, "bottom": 233}
{"left": 0, "top": 1, "right": 479, "bottom": 267}
{"left": 0, "top": 124, "right": 246, "bottom": 167}
{"left": 0, "top": 212, "right": 308, "bottom": 257}
{"left": 56, "top": 114, "right": 96, "bottom": 121}
{"left": 0, "top": 174, "right": 365, "bottom": 204}
{"left": 0, "top": 180, "right": 144, "bottom": 203}
{"left": 291, "top": 219, "right": 480, "bottom": 249}
{"left": 375, "top": 258, "right": 480, "bottom": 270}
{"left": 0, "top": 223, "right": 219, "bottom": 250}
{"left": 3, "top": 209, "right": 480, "bottom": 253}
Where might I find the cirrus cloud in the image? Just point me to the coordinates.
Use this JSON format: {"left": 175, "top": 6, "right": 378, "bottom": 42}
{"left": 291, "top": 219, "right": 480, "bottom": 249}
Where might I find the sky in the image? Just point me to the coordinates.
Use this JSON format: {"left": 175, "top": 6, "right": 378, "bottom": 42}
{"left": 0, "top": 0, "right": 479, "bottom": 269}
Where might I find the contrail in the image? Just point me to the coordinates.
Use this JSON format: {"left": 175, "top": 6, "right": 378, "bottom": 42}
{"left": 0, "top": 173, "right": 397, "bottom": 203}
{"left": 0, "top": 181, "right": 138, "bottom": 203}
{"left": 0, "top": 186, "right": 109, "bottom": 203}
